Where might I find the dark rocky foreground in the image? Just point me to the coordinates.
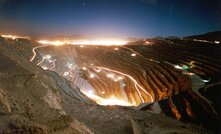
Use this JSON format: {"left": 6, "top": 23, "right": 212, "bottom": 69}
{"left": 0, "top": 36, "right": 220, "bottom": 134}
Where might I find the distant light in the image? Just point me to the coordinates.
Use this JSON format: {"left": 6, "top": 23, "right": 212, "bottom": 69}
{"left": 114, "top": 48, "right": 119, "bottom": 50}
{"left": 38, "top": 40, "right": 65, "bottom": 46}
{"left": 182, "top": 65, "right": 189, "bottom": 70}
{"left": 63, "top": 72, "right": 69, "bottom": 76}
{"left": 44, "top": 55, "right": 51, "bottom": 59}
{"left": 82, "top": 67, "right": 87, "bottom": 70}
{"left": 174, "top": 65, "right": 189, "bottom": 70}
{"left": 88, "top": 90, "right": 94, "bottom": 94}
{"left": 174, "top": 65, "right": 182, "bottom": 69}
{"left": 1, "top": 34, "right": 30, "bottom": 40}
{"left": 81, "top": 90, "right": 136, "bottom": 106}
{"left": 182, "top": 72, "right": 195, "bottom": 76}
{"left": 202, "top": 79, "right": 210, "bottom": 83}
{"left": 215, "top": 41, "right": 220, "bottom": 44}
{"left": 107, "top": 74, "right": 114, "bottom": 78}
{"left": 131, "top": 53, "right": 136, "bottom": 57}
{"left": 95, "top": 69, "right": 101, "bottom": 72}
{"left": 42, "top": 66, "right": 48, "bottom": 70}
{"left": 38, "top": 39, "right": 127, "bottom": 46}
{"left": 113, "top": 76, "right": 124, "bottom": 82}
{"left": 90, "top": 74, "right": 95, "bottom": 78}
{"left": 145, "top": 41, "right": 151, "bottom": 44}
{"left": 67, "top": 63, "right": 74, "bottom": 69}
{"left": 80, "top": 45, "right": 84, "bottom": 48}
{"left": 117, "top": 76, "right": 123, "bottom": 80}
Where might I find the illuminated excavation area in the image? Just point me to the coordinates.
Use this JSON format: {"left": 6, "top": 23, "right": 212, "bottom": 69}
{"left": 30, "top": 40, "right": 154, "bottom": 106}
{"left": 1, "top": 34, "right": 221, "bottom": 132}
{"left": 29, "top": 37, "right": 220, "bottom": 111}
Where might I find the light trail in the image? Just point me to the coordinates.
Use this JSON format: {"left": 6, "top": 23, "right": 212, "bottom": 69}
{"left": 121, "top": 46, "right": 140, "bottom": 56}
{"left": 42, "top": 66, "right": 48, "bottom": 70}
{"left": 37, "top": 57, "right": 46, "bottom": 66}
{"left": 49, "top": 59, "right": 57, "bottom": 70}
{"left": 30, "top": 45, "right": 53, "bottom": 62}
{"left": 193, "top": 39, "right": 220, "bottom": 44}
{"left": 37, "top": 55, "right": 52, "bottom": 66}
{"left": 89, "top": 66, "right": 154, "bottom": 103}
{"left": 120, "top": 46, "right": 160, "bottom": 63}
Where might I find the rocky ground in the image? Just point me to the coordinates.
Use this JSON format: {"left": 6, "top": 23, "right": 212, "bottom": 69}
{"left": 0, "top": 36, "right": 219, "bottom": 133}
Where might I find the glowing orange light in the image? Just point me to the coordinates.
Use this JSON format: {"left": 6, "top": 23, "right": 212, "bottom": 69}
{"left": 82, "top": 67, "right": 87, "bottom": 70}
{"left": 90, "top": 74, "right": 95, "bottom": 78}
{"left": 1, "top": 34, "right": 30, "bottom": 40}
{"left": 38, "top": 40, "right": 65, "bottom": 46}
{"left": 145, "top": 41, "right": 151, "bottom": 44}
{"left": 37, "top": 39, "right": 127, "bottom": 46}
{"left": 81, "top": 90, "right": 136, "bottom": 106}
{"left": 89, "top": 66, "right": 154, "bottom": 104}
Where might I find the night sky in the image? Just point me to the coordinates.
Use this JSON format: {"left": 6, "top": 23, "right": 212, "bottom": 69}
{"left": 0, "top": 0, "right": 221, "bottom": 38}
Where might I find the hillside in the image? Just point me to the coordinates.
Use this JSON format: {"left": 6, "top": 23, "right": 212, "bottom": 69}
{"left": 185, "top": 31, "right": 221, "bottom": 41}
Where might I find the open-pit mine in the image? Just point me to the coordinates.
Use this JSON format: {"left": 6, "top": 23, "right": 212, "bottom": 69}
{"left": 0, "top": 33, "right": 220, "bottom": 133}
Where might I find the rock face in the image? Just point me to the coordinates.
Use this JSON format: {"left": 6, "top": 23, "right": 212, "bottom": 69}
{"left": 0, "top": 88, "right": 11, "bottom": 114}
{"left": 0, "top": 37, "right": 92, "bottom": 133}
{"left": 136, "top": 38, "right": 221, "bottom": 133}
{"left": 131, "top": 114, "right": 212, "bottom": 134}
{"left": 46, "top": 71, "right": 92, "bottom": 104}
{"left": 0, "top": 36, "right": 218, "bottom": 133}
